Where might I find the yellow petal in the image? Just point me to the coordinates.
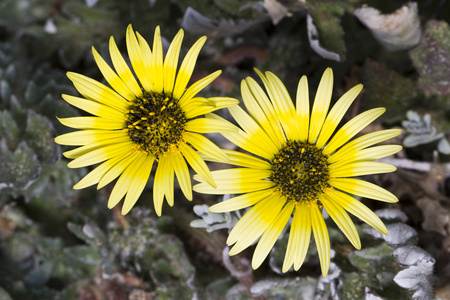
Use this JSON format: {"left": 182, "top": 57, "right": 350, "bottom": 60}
{"left": 66, "top": 72, "right": 128, "bottom": 112}
{"left": 97, "top": 152, "right": 140, "bottom": 189}
{"left": 173, "top": 36, "right": 207, "bottom": 99}
{"left": 121, "top": 154, "right": 155, "bottom": 215}
{"left": 227, "top": 194, "right": 285, "bottom": 254}
{"left": 316, "top": 84, "right": 363, "bottom": 149}
{"left": 67, "top": 141, "right": 132, "bottom": 168}
{"left": 308, "top": 68, "right": 333, "bottom": 144}
{"left": 178, "top": 70, "right": 221, "bottom": 107}
{"left": 109, "top": 36, "right": 143, "bottom": 97}
{"left": 184, "top": 132, "right": 228, "bottom": 162}
{"left": 252, "top": 201, "right": 294, "bottom": 269}
{"left": 180, "top": 142, "right": 215, "bottom": 188}
{"left": 326, "top": 189, "right": 387, "bottom": 234}
{"left": 57, "top": 116, "right": 124, "bottom": 130}
{"left": 61, "top": 94, "right": 124, "bottom": 120}
{"left": 310, "top": 203, "right": 330, "bottom": 277}
{"left": 330, "top": 145, "right": 402, "bottom": 169}
{"left": 107, "top": 153, "right": 147, "bottom": 209}
{"left": 92, "top": 46, "right": 136, "bottom": 100}
{"left": 296, "top": 75, "right": 310, "bottom": 142}
{"left": 163, "top": 28, "right": 183, "bottom": 95}
{"left": 209, "top": 189, "right": 271, "bottom": 212}
{"left": 321, "top": 195, "right": 361, "bottom": 249}
{"left": 323, "top": 107, "right": 386, "bottom": 155}
{"left": 150, "top": 26, "right": 164, "bottom": 93}
{"left": 185, "top": 118, "right": 237, "bottom": 133}
{"left": 330, "top": 178, "right": 398, "bottom": 203}
{"left": 55, "top": 130, "right": 127, "bottom": 146}
{"left": 331, "top": 161, "right": 396, "bottom": 178}
{"left": 328, "top": 129, "right": 402, "bottom": 164}
{"left": 283, "top": 202, "right": 312, "bottom": 272}
{"left": 126, "top": 25, "right": 151, "bottom": 93}
{"left": 73, "top": 150, "right": 131, "bottom": 189}
{"left": 171, "top": 151, "right": 192, "bottom": 200}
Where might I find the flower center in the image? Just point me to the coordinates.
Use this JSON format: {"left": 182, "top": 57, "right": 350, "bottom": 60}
{"left": 124, "top": 92, "right": 187, "bottom": 158}
{"left": 271, "top": 141, "right": 330, "bottom": 203}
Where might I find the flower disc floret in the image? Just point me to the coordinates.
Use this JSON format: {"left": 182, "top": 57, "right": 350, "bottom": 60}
{"left": 125, "top": 92, "right": 187, "bottom": 158}
{"left": 271, "top": 141, "right": 330, "bottom": 203}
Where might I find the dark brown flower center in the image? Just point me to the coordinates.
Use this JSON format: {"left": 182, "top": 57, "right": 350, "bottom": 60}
{"left": 124, "top": 92, "right": 187, "bottom": 158}
{"left": 271, "top": 141, "right": 330, "bottom": 203}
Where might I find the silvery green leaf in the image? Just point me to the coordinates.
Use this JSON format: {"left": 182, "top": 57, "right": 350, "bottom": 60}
{"left": 315, "top": 262, "right": 341, "bottom": 300}
{"left": 0, "top": 288, "right": 13, "bottom": 300}
{"left": 0, "top": 139, "right": 41, "bottom": 191}
{"left": 392, "top": 247, "right": 435, "bottom": 298}
{"left": 403, "top": 132, "right": 443, "bottom": 147}
{"left": 25, "top": 110, "right": 60, "bottom": 164}
{"left": 85, "top": 0, "right": 99, "bottom": 8}
{"left": 406, "top": 110, "right": 420, "bottom": 122}
{"left": 363, "top": 223, "right": 417, "bottom": 246}
{"left": 1, "top": 110, "right": 20, "bottom": 147}
{"left": 307, "top": 14, "right": 341, "bottom": 61}
{"left": 437, "top": 137, "right": 450, "bottom": 154}
{"left": 423, "top": 114, "right": 432, "bottom": 129}
{"left": 375, "top": 209, "right": 408, "bottom": 223}
{"left": 354, "top": 3, "right": 421, "bottom": 51}
{"left": 181, "top": 7, "right": 219, "bottom": 33}
{"left": 24, "top": 262, "right": 53, "bottom": 287}
{"left": 393, "top": 246, "right": 435, "bottom": 267}
{"left": 250, "top": 277, "right": 317, "bottom": 299}
{"left": 0, "top": 80, "right": 11, "bottom": 103}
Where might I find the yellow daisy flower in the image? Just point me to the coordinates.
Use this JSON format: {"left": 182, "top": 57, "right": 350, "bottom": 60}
{"left": 194, "top": 68, "right": 401, "bottom": 276}
{"left": 55, "top": 25, "right": 238, "bottom": 216}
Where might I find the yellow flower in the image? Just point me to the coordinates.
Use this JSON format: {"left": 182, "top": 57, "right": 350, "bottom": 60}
{"left": 55, "top": 25, "right": 238, "bottom": 216}
{"left": 194, "top": 68, "right": 401, "bottom": 276}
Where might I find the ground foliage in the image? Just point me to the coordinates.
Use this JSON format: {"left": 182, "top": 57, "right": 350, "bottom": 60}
{"left": 0, "top": 0, "right": 450, "bottom": 299}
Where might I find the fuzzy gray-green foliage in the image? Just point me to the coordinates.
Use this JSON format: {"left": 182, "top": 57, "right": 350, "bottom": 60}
{"left": 0, "top": 0, "right": 449, "bottom": 299}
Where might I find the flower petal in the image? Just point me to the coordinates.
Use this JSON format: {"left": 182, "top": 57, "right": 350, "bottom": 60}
{"left": 322, "top": 194, "right": 361, "bottom": 249}
{"left": 331, "top": 161, "right": 397, "bottom": 177}
{"left": 326, "top": 189, "right": 387, "bottom": 234}
{"left": 252, "top": 201, "right": 294, "bottom": 269}
{"left": 173, "top": 36, "right": 207, "bottom": 99}
{"left": 73, "top": 150, "right": 131, "bottom": 189}
{"left": 171, "top": 151, "right": 192, "bottom": 200}
{"left": 121, "top": 154, "right": 155, "bottom": 215}
{"left": 178, "top": 71, "right": 222, "bottom": 107}
{"left": 328, "top": 129, "right": 402, "bottom": 164}
{"left": 66, "top": 72, "right": 128, "bottom": 112}
{"left": 57, "top": 116, "right": 124, "bottom": 130}
{"left": 184, "top": 132, "right": 228, "bottom": 162}
{"left": 228, "top": 194, "right": 285, "bottom": 254}
{"left": 97, "top": 152, "right": 141, "bottom": 189}
{"left": 61, "top": 94, "right": 124, "bottom": 120}
{"left": 330, "top": 178, "right": 398, "bottom": 203}
{"left": 323, "top": 107, "right": 386, "bottom": 155}
{"left": 310, "top": 203, "right": 330, "bottom": 277}
{"left": 108, "top": 36, "right": 142, "bottom": 97}
{"left": 92, "top": 46, "right": 135, "bottom": 100}
{"left": 283, "top": 202, "right": 312, "bottom": 272}
{"left": 296, "top": 75, "right": 310, "bottom": 142}
{"left": 308, "top": 68, "right": 333, "bottom": 144}
{"left": 107, "top": 153, "right": 147, "bottom": 209}
{"left": 316, "top": 84, "right": 363, "bottom": 149}
{"left": 330, "top": 145, "right": 402, "bottom": 169}
{"left": 126, "top": 25, "right": 152, "bottom": 93}
{"left": 180, "top": 142, "right": 215, "bottom": 188}
{"left": 209, "top": 189, "right": 272, "bottom": 212}
{"left": 163, "top": 29, "right": 183, "bottom": 95}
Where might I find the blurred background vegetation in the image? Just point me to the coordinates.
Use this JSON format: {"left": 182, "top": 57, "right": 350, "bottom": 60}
{"left": 0, "top": 0, "right": 450, "bottom": 299}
